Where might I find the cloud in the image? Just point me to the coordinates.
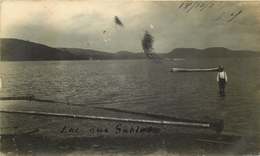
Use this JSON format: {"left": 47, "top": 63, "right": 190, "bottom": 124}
{"left": 1, "top": 1, "right": 260, "bottom": 53}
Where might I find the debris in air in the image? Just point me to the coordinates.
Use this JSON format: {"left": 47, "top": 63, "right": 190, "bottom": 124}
{"left": 142, "top": 30, "right": 154, "bottom": 59}
{"left": 114, "top": 16, "right": 124, "bottom": 27}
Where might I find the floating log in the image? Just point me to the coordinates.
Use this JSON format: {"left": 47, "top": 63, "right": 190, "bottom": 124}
{"left": 95, "top": 106, "right": 212, "bottom": 123}
{"left": 0, "top": 77, "right": 2, "bottom": 89}
{"left": 0, "top": 95, "right": 84, "bottom": 106}
{"left": 196, "top": 138, "right": 236, "bottom": 145}
{"left": 0, "top": 109, "right": 223, "bottom": 133}
{"left": 171, "top": 67, "right": 219, "bottom": 72}
{"left": 0, "top": 128, "right": 39, "bottom": 136}
{"left": 0, "top": 95, "right": 35, "bottom": 101}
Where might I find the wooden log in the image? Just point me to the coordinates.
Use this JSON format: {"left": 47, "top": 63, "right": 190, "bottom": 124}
{"left": 0, "top": 95, "right": 34, "bottom": 101}
{"left": 0, "top": 109, "right": 222, "bottom": 132}
{"left": 171, "top": 67, "right": 219, "bottom": 72}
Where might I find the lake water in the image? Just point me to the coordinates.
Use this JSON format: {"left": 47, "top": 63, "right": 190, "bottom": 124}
{"left": 0, "top": 58, "right": 260, "bottom": 137}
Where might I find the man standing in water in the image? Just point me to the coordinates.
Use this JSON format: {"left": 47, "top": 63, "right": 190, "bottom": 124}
{"left": 217, "top": 66, "right": 228, "bottom": 96}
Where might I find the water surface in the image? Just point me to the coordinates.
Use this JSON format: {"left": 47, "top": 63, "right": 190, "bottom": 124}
{"left": 0, "top": 58, "right": 259, "bottom": 137}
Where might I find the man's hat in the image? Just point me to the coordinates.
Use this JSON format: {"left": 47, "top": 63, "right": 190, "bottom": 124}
{"left": 218, "top": 65, "right": 224, "bottom": 71}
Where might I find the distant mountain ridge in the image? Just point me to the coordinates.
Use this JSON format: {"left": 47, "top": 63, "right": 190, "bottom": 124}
{"left": 59, "top": 48, "right": 148, "bottom": 60}
{"left": 1, "top": 38, "right": 260, "bottom": 61}
{"left": 59, "top": 48, "right": 114, "bottom": 60}
{"left": 0, "top": 38, "right": 74, "bottom": 61}
{"left": 167, "top": 47, "right": 260, "bottom": 58}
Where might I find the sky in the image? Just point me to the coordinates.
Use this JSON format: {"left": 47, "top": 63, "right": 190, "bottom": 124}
{"left": 1, "top": 0, "right": 260, "bottom": 53}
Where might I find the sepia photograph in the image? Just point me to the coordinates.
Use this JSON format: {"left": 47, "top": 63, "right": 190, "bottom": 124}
{"left": 0, "top": 0, "right": 260, "bottom": 155}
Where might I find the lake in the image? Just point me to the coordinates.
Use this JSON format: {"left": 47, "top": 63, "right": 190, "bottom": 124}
{"left": 0, "top": 58, "right": 260, "bottom": 154}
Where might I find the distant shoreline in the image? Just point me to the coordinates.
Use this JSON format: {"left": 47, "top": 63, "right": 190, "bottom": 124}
{"left": 1, "top": 38, "right": 260, "bottom": 61}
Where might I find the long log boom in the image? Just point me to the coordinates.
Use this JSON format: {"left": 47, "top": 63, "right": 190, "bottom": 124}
{"left": 0, "top": 109, "right": 224, "bottom": 133}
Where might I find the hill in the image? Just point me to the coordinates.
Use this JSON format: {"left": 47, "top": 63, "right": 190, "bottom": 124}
{"left": 1, "top": 38, "right": 260, "bottom": 61}
{"left": 167, "top": 47, "right": 260, "bottom": 58}
{"left": 59, "top": 49, "right": 146, "bottom": 60}
{"left": 0, "top": 38, "right": 74, "bottom": 61}
{"left": 114, "top": 51, "right": 146, "bottom": 59}
{"left": 59, "top": 48, "right": 114, "bottom": 60}
{"left": 0, "top": 38, "right": 143, "bottom": 61}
